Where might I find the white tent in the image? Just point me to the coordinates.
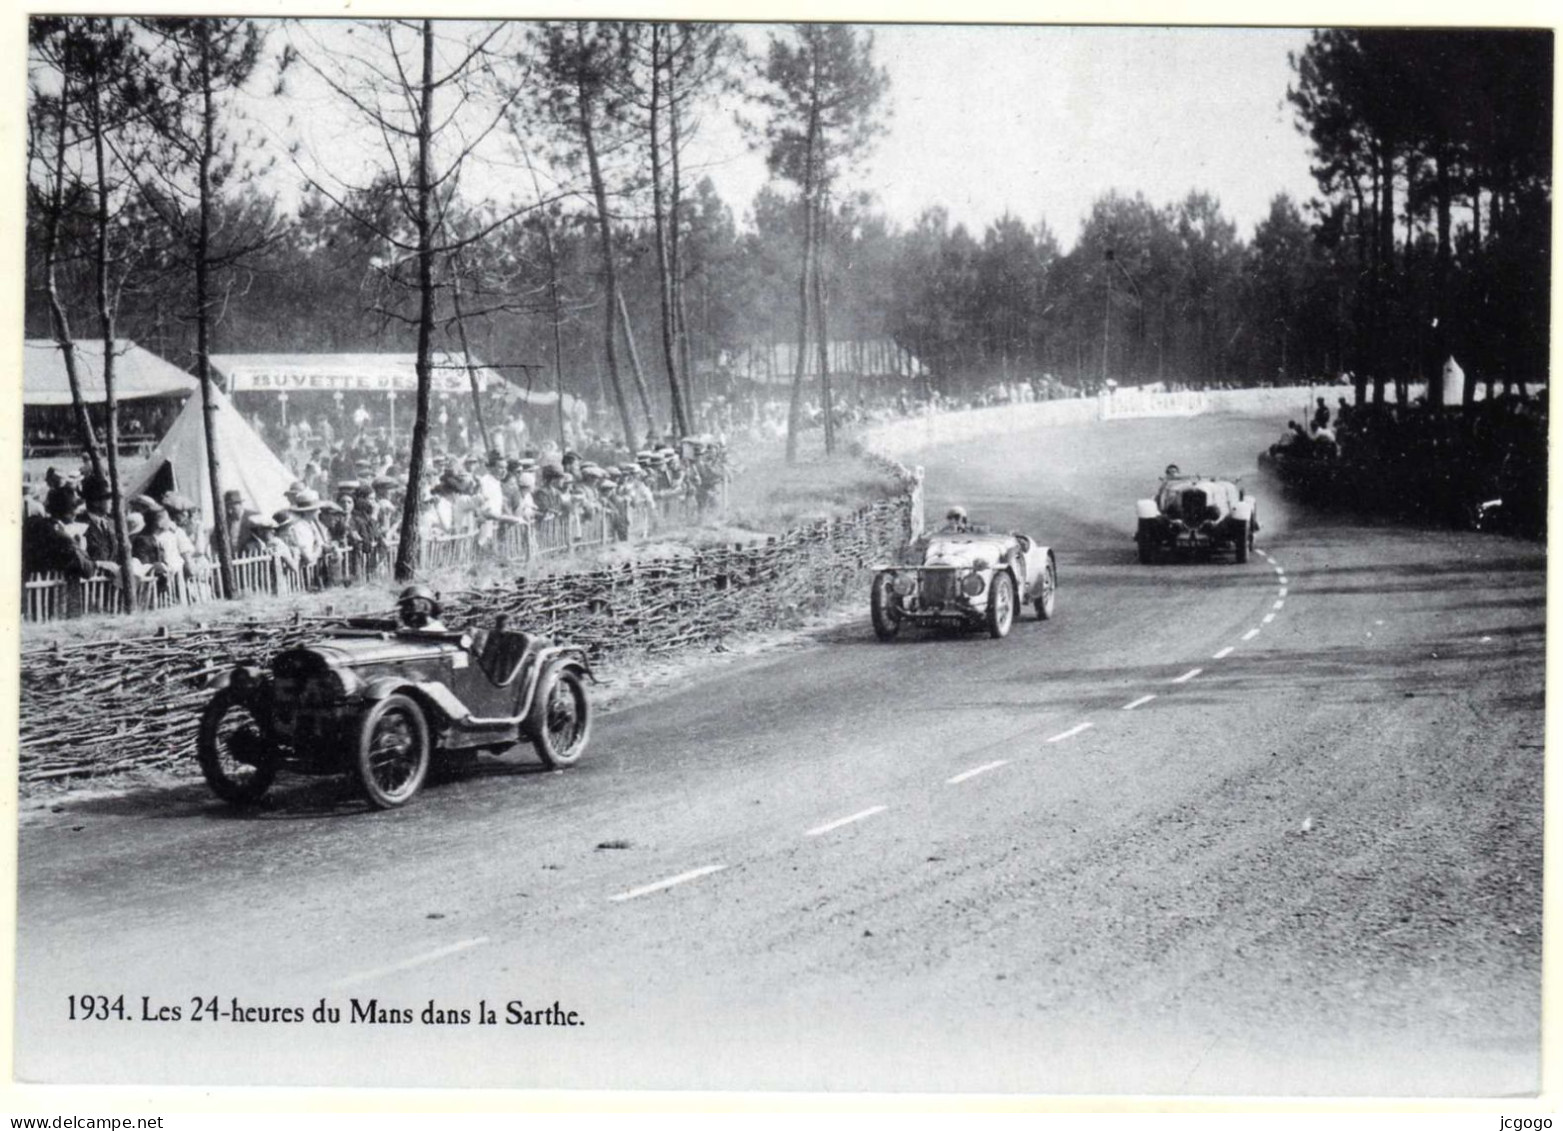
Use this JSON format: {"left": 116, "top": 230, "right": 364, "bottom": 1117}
{"left": 127, "top": 386, "right": 296, "bottom": 530}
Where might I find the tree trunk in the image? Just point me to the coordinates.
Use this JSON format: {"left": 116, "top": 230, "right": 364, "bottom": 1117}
{"left": 668, "top": 39, "right": 695, "bottom": 426}
{"left": 576, "top": 33, "right": 637, "bottom": 447}
{"left": 648, "top": 26, "right": 690, "bottom": 438}
{"left": 88, "top": 69, "right": 136, "bottom": 608}
{"left": 786, "top": 67, "right": 821, "bottom": 464}
{"left": 812, "top": 196, "right": 834, "bottom": 454}
{"left": 42, "top": 72, "right": 105, "bottom": 483}
{"left": 616, "top": 286, "right": 656, "bottom": 432}
{"left": 451, "top": 273, "right": 491, "bottom": 453}
{"left": 395, "top": 20, "right": 437, "bottom": 582}
{"left": 196, "top": 25, "right": 236, "bottom": 598}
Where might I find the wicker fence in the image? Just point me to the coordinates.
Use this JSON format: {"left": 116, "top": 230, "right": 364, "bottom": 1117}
{"left": 19, "top": 495, "right": 913, "bottom": 782}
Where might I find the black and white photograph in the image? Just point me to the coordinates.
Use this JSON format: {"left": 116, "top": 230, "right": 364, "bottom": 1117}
{"left": 10, "top": 8, "right": 1551, "bottom": 1104}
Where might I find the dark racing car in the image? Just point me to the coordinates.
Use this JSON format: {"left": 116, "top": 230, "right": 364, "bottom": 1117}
{"left": 1135, "top": 471, "right": 1258, "bottom": 564}
{"left": 197, "top": 586, "right": 593, "bottom": 809}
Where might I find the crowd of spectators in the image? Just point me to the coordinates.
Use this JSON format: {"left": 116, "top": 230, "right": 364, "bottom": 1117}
{"left": 22, "top": 422, "right": 733, "bottom": 616}
{"left": 1264, "top": 389, "right": 1547, "bottom": 534}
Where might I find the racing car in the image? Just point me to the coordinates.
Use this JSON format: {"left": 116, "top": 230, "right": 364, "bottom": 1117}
{"left": 1135, "top": 471, "right": 1257, "bottom": 564}
{"left": 197, "top": 588, "right": 593, "bottom": 809}
{"left": 870, "top": 509, "right": 1057, "bottom": 641}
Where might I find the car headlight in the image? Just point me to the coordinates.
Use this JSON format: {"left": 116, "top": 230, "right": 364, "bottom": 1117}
{"left": 891, "top": 574, "right": 917, "bottom": 597}
{"left": 960, "top": 572, "right": 986, "bottom": 597}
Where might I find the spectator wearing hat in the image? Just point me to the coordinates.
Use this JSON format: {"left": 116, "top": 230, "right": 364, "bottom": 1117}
{"left": 348, "top": 483, "right": 385, "bottom": 569}
{"left": 122, "top": 511, "right": 162, "bottom": 581}
{"left": 372, "top": 474, "right": 399, "bottom": 527}
{"left": 23, "top": 485, "right": 94, "bottom": 579}
{"left": 533, "top": 465, "right": 564, "bottom": 524}
{"left": 280, "top": 488, "right": 329, "bottom": 572}
{"left": 215, "top": 488, "right": 251, "bottom": 560}
{"left": 80, "top": 475, "right": 122, "bottom": 569}
{"left": 476, "top": 451, "right": 506, "bottom": 545}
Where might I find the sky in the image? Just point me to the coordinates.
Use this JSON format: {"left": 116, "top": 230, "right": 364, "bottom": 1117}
{"left": 121, "top": 20, "right": 1324, "bottom": 253}
{"left": 689, "top": 24, "right": 1321, "bottom": 246}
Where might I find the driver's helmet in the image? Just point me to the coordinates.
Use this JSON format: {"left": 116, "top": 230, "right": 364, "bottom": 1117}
{"left": 396, "top": 583, "right": 442, "bottom": 627}
{"left": 944, "top": 505, "right": 969, "bottom": 530}
{"left": 1164, "top": 463, "right": 1181, "bottom": 479}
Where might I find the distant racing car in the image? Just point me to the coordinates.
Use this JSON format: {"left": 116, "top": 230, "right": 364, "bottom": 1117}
{"left": 1135, "top": 473, "right": 1257, "bottom": 564}
{"left": 870, "top": 513, "right": 1057, "bottom": 641}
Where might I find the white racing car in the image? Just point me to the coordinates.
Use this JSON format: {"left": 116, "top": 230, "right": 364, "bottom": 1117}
{"left": 869, "top": 509, "right": 1057, "bottom": 641}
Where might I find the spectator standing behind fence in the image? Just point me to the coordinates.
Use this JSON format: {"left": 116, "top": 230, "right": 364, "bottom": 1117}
{"left": 23, "top": 485, "right": 94, "bottom": 579}
{"left": 245, "top": 513, "right": 298, "bottom": 574}
{"left": 161, "top": 493, "right": 213, "bottom": 597}
{"left": 80, "top": 475, "right": 120, "bottom": 571}
{"left": 215, "top": 489, "right": 250, "bottom": 560}
{"left": 280, "top": 489, "right": 329, "bottom": 572}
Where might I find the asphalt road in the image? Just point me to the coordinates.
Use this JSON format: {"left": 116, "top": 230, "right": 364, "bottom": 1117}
{"left": 15, "top": 413, "right": 1545, "bottom": 1096}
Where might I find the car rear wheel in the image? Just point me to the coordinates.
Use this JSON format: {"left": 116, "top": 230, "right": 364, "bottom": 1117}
{"left": 1234, "top": 521, "right": 1252, "bottom": 563}
{"left": 529, "top": 664, "right": 592, "bottom": 769}
{"left": 1034, "top": 558, "right": 1057, "bottom": 620}
{"left": 870, "top": 573, "right": 902, "bottom": 641}
{"left": 986, "top": 572, "right": 1015, "bottom": 639}
{"left": 355, "top": 693, "right": 430, "bottom": 809}
{"left": 197, "top": 689, "right": 277, "bottom": 805}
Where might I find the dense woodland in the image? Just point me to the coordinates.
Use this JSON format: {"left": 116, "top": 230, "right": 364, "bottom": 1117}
{"left": 25, "top": 20, "right": 1553, "bottom": 577}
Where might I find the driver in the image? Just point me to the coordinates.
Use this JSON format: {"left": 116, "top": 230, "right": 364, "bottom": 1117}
{"left": 396, "top": 583, "right": 447, "bottom": 632}
{"left": 1164, "top": 463, "right": 1181, "bottom": 479}
{"left": 939, "top": 505, "right": 971, "bottom": 533}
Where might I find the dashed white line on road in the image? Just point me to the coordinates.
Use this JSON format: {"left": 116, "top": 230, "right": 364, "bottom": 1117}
{"left": 1242, "top": 628, "right": 1261, "bottom": 641}
{"left": 1123, "top": 694, "right": 1157, "bottom": 711}
{"left": 947, "top": 760, "right": 1009, "bottom": 785}
{"left": 1256, "top": 548, "right": 1268, "bottom": 558}
{"left": 1278, "top": 578, "right": 1288, "bottom": 587}
{"left": 329, "top": 938, "right": 491, "bottom": 989}
{"left": 1262, "top": 613, "right": 1276, "bottom": 624}
{"left": 1273, "top": 600, "right": 1284, "bottom": 610}
{"left": 1046, "top": 722, "right": 1094, "bottom": 744}
{"left": 1272, "top": 563, "right": 1284, "bottom": 573}
{"left": 1279, "top": 588, "right": 1288, "bottom": 597}
{"left": 1171, "top": 668, "right": 1203, "bottom": 684}
{"left": 1213, "top": 646, "right": 1235, "bottom": 659}
{"left": 610, "top": 865, "right": 727, "bottom": 902}
{"left": 805, "top": 806, "right": 888, "bottom": 837}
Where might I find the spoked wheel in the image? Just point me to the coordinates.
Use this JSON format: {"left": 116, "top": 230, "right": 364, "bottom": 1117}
{"left": 1034, "top": 558, "right": 1057, "bottom": 621}
{"left": 986, "top": 572, "right": 1016, "bottom": 639}
{"left": 529, "top": 665, "right": 592, "bottom": 769}
{"left": 870, "top": 573, "right": 902, "bottom": 641}
{"left": 355, "top": 693, "right": 430, "bottom": 809}
{"left": 197, "top": 689, "right": 277, "bottom": 805}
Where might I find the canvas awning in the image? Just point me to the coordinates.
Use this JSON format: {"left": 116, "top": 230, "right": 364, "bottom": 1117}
{"left": 23, "top": 339, "right": 199, "bottom": 405}
{"left": 210, "top": 352, "right": 505, "bottom": 396}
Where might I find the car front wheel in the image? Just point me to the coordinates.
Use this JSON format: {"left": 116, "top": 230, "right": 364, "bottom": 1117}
{"left": 870, "top": 573, "right": 902, "bottom": 641}
{"left": 197, "top": 688, "right": 277, "bottom": 805}
{"left": 986, "top": 571, "right": 1015, "bottom": 639}
{"left": 355, "top": 693, "right": 431, "bottom": 809}
{"left": 528, "top": 664, "right": 592, "bottom": 769}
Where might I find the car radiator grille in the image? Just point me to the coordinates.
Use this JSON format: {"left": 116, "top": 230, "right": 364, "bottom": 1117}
{"left": 920, "top": 569, "right": 958, "bottom": 606}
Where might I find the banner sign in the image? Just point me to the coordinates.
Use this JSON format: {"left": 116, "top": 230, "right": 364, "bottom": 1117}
{"left": 214, "top": 354, "right": 495, "bottom": 396}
